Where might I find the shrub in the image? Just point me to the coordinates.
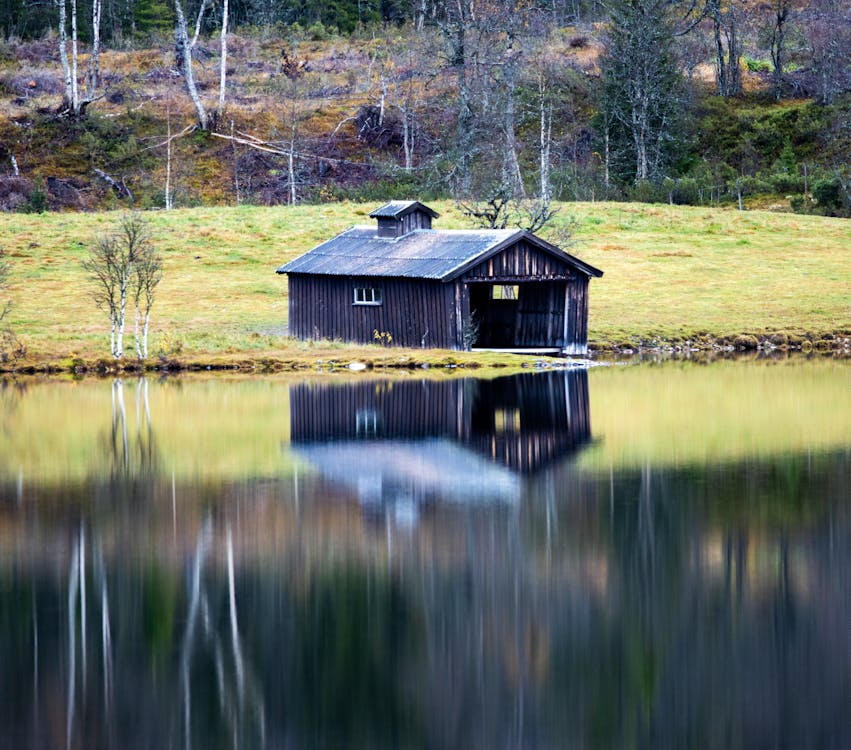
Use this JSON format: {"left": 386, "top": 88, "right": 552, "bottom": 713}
{"left": 812, "top": 177, "right": 848, "bottom": 216}
{"left": 19, "top": 178, "right": 47, "bottom": 214}
{"left": 306, "top": 21, "right": 331, "bottom": 41}
{"left": 769, "top": 172, "right": 803, "bottom": 194}
{"left": 744, "top": 56, "right": 771, "bottom": 73}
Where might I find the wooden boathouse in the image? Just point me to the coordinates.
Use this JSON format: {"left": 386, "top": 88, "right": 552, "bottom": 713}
{"left": 277, "top": 201, "right": 603, "bottom": 354}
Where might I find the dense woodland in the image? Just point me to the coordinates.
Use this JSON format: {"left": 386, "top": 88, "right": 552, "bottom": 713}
{"left": 0, "top": 0, "right": 849, "bottom": 215}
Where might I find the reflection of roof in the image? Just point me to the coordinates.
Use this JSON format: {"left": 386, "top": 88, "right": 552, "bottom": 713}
{"left": 293, "top": 439, "right": 520, "bottom": 505}
{"left": 277, "top": 227, "right": 604, "bottom": 280}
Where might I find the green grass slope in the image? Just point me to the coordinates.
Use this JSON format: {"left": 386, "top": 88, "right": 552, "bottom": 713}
{"left": 1, "top": 201, "right": 849, "bottom": 368}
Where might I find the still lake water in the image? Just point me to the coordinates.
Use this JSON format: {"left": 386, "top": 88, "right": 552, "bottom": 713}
{"left": 0, "top": 360, "right": 848, "bottom": 750}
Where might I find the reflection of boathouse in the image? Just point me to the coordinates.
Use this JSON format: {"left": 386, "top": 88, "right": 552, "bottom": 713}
{"left": 291, "top": 371, "right": 591, "bottom": 506}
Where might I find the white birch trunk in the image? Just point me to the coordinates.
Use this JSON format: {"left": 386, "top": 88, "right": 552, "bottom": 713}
{"left": 70, "top": 0, "right": 79, "bottom": 111}
{"left": 539, "top": 77, "right": 552, "bottom": 204}
{"left": 58, "top": 0, "right": 73, "bottom": 107}
{"left": 217, "top": 0, "right": 228, "bottom": 117}
{"left": 142, "top": 312, "right": 150, "bottom": 358}
{"left": 288, "top": 146, "right": 296, "bottom": 205}
{"left": 402, "top": 108, "right": 413, "bottom": 171}
{"left": 378, "top": 74, "right": 386, "bottom": 127}
{"left": 191, "top": 0, "right": 208, "bottom": 49}
{"left": 175, "top": 0, "right": 208, "bottom": 130}
{"left": 86, "top": 0, "right": 102, "bottom": 101}
{"left": 288, "top": 117, "right": 297, "bottom": 205}
{"left": 115, "top": 283, "right": 127, "bottom": 358}
{"left": 134, "top": 305, "right": 142, "bottom": 358}
{"left": 165, "top": 103, "right": 173, "bottom": 209}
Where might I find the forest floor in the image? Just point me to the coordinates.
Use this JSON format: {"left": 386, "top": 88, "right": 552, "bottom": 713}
{"left": 1, "top": 200, "right": 849, "bottom": 374}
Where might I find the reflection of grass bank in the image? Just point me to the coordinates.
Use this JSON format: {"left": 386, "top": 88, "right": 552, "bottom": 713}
{"left": 2, "top": 202, "right": 848, "bottom": 370}
{"left": 580, "top": 358, "right": 851, "bottom": 472}
{"left": 0, "top": 377, "right": 297, "bottom": 484}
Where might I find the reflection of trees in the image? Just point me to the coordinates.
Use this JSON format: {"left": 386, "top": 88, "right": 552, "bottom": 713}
{"left": 0, "top": 451, "right": 847, "bottom": 749}
{"left": 528, "top": 453, "right": 850, "bottom": 749}
{"left": 0, "top": 379, "right": 26, "bottom": 505}
{"left": 108, "top": 378, "right": 158, "bottom": 478}
{"left": 179, "top": 518, "right": 265, "bottom": 749}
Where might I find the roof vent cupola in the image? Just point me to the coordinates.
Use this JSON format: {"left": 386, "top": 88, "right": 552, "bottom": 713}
{"left": 369, "top": 201, "right": 440, "bottom": 238}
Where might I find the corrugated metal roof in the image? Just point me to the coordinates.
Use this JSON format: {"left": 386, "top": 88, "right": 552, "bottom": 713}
{"left": 277, "top": 225, "right": 604, "bottom": 281}
{"left": 368, "top": 200, "right": 439, "bottom": 219}
{"left": 278, "top": 226, "right": 519, "bottom": 280}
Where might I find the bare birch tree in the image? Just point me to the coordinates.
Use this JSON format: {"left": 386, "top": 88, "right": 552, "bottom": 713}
{"left": 57, "top": 0, "right": 103, "bottom": 117}
{"left": 601, "top": 0, "right": 682, "bottom": 184}
{"left": 84, "top": 213, "right": 161, "bottom": 359}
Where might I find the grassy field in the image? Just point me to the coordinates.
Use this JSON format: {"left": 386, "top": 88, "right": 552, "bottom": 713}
{"left": 1, "top": 201, "right": 849, "bottom": 369}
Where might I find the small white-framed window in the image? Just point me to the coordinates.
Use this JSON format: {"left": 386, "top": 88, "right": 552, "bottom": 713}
{"left": 491, "top": 284, "right": 519, "bottom": 300}
{"left": 354, "top": 287, "right": 383, "bottom": 305}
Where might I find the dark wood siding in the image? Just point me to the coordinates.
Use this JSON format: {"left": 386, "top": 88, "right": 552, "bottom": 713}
{"left": 288, "top": 274, "right": 457, "bottom": 348}
{"left": 376, "top": 210, "right": 433, "bottom": 238}
{"left": 563, "top": 275, "right": 589, "bottom": 354}
{"left": 463, "top": 240, "right": 576, "bottom": 281}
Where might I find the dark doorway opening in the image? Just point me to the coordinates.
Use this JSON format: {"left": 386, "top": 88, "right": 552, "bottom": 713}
{"left": 469, "top": 281, "right": 567, "bottom": 349}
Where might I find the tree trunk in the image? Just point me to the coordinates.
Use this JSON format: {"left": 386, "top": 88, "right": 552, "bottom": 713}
{"left": 400, "top": 104, "right": 413, "bottom": 172}
{"left": 501, "top": 46, "right": 525, "bottom": 199}
{"left": 770, "top": 0, "right": 788, "bottom": 101}
{"left": 378, "top": 73, "right": 387, "bottom": 127}
{"left": 134, "top": 305, "right": 142, "bottom": 358}
{"left": 288, "top": 146, "right": 296, "bottom": 205}
{"left": 191, "top": 0, "right": 208, "bottom": 48}
{"left": 174, "top": 0, "right": 208, "bottom": 130}
{"left": 86, "top": 0, "right": 102, "bottom": 101}
{"left": 455, "top": 24, "right": 472, "bottom": 196}
{"left": 142, "top": 312, "right": 150, "bottom": 358}
{"left": 711, "top": 0, "right": 742, "bottom": 97}
{"left": 538, "top": 76, "right": 552, "bottom": 204}
{"left": 58, "top": 0, "right": 74, "bottom": 109}
{"left": 217, "top": 0, "right": 228, "bottom": 117}
{"left": 70, "top": 0, "right": 79, "bottom": 111}
{"left": 165, "top": 102, "right": 173, "bottom": 209}
{"left": 115, "top": 283, "right": 127, "bottom": 358}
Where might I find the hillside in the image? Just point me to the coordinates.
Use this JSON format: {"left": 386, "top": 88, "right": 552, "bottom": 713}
{"left": 1, "top": 13, "right": 849, "bottom": 214}
{"left": 1, "top": 202, "right": 848, "bottom": 369}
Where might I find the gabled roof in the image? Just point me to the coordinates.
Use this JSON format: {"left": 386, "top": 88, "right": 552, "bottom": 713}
{"left": 277, "top": 226, "right": 603, "bottom": 281}
{"left": 368, "top": 200, "right": 439, "bottom": 219}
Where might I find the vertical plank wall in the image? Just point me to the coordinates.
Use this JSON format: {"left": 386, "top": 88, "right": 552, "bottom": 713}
{"left": 288, "top": 274, "right": 458, "bottom": 348}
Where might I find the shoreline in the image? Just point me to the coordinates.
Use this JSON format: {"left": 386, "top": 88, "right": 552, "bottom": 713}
{"left": 2, "top": 331, "right": 848, "bottom": 377}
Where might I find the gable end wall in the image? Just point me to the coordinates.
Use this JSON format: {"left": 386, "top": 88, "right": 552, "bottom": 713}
{"left": 462, "top": 240, "right": 578, "bottom": 281}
